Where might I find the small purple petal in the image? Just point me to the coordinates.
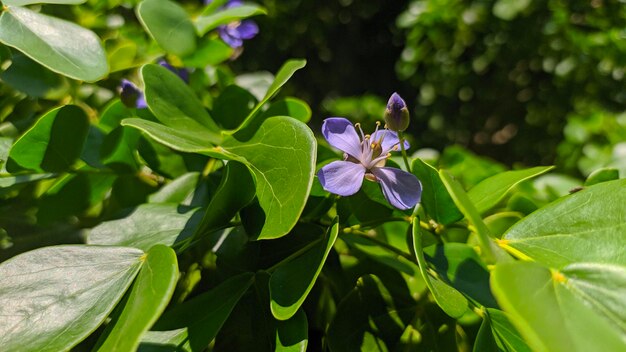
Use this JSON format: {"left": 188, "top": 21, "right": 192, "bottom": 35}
{"left": 136, "top": 95, "right": 147, "bottom": 109}
{"left": 158, "top": 59, "right": 190, "bottom": 83}
{"left": 237, "top": 20, "right": 259, "bottom": 39}
{"left": 225, "top": 0, "right": 244, "bottom": 8}
{"left": 318, "top": 161, "right": 366, "bottom": 196}
{"left": 370, "top": 129, "right": 410, "bottom": 154}
{"left": 371, "top": 167, "right": 422, "bottom": 210}
{"left": 219, "top": 26, "right": 244, "bottom": 48}
{"left": 322, "top": 117, "right": 363, "bottom": 159}
{"left": 120, "top": 79, "right": 146, "bottom": 109}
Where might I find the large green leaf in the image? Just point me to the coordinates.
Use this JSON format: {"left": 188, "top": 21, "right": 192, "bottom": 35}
{"left": 148, "top": 172, "right": 201, "bottom": 205}
{"left": 468, "top": 166, "right": 554, "bottom": 214}
{"left": 154, "top": 272, "right": 255, "bottom": 352}
{"left": 195, "top": 4, "right": 267, "bottom": 35}
{"left": 7, "top": 105, "right": 89, "bottom": 173}
{"left": 269, "top": 220, "right": 339, "bottom": 320}
{"left": 503, "top": 179, "right": 626, "bottom": 268}
{"left": 0, "top": 245, "right": 144, "bottom": 352}
{"left": 95, "top": 245, "right": 178, "bottom": 352}
{"left": 88, "top": 203, "right": 202, "bottom": 251}
{"left": 412, "top": 221, "right": 468, "bottom": 318}
{"left": 222, "top": 116, "right": 316, "bottom": 239}
{"left": 137, "top": 0, "right": 197, "bottom": 56}
{"left": 411, "top": 158, "right": 462, "bottom": 225}
{"left": 491, "top": 261, "right": 626, "bottom": 352}
{"left": 138, "top": 328, "right": 190, "bottom": 352}
{"left": 0, "top": 6, "right": 107, "bottom": 82}
{"left": 141, "top": 64, "right": 221, "bottom": 143}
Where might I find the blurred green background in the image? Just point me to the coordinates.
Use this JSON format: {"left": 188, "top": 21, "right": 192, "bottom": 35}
{"left": 235, "top": 0, "right": 626, "bottom": 176}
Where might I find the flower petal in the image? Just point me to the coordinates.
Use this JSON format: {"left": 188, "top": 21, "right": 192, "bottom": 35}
{"left": 322, "top": 117, "right": 362, "bottom": 159}
{"left": 317, "top": 161, "right": 365, "bottom": 196}
{"left": 237, "top": 20, "right": 259, "bottom": 39}
{"left": 371, "top": 167, "right": 422, "bottom": 210}
{"left": 219, "top": 26, "right": 243, "bottom": 48}
{"left": 370, "top": 129, "right": 410, "bottom": 154}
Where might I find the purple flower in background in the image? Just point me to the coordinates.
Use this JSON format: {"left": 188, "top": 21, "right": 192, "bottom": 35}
{"left": 158, "top": 59, "right": 190, "bottom": 83}
{"left": 120, "top": 79, "right": 147, "bottom": 109}
{"left": 205, "top": 0, "right": 259, "bottom": 48}
{"left": 218, "top": 20, "right": 259, "bottom": 48}
{"left": 317, "top": 118, "right": 422, "bottom": 210}
{"left": 120, "top": 59, "right": 190, "bottom": 109}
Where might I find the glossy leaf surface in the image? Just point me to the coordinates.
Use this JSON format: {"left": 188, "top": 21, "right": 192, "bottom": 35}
{"left": 468, "top": 166, "right": 554, "bottom": 214}
{"left": 95, "top": 245, "right": 178, "bottom": 352}
{"left": 270, "top": 220, "right": 338, "bottom": 320}
{"left": 7, "top": 105, "right": 89, "bottom": 173}
{"left": 0, "top": 6, "right": 107, "bottom": 81}
{"left": 503, "top": 179, "right": 626, "bottom": 268}
{"left": 137, "top": 0, "right": 197, "bottom": 56}
{"left": 88, "top": 204, "right": 202, "bottom": 251}
{"left": 0, "top": 245, "right": 144, "bottom": 352}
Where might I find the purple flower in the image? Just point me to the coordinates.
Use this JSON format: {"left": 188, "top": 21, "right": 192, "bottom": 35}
{"left": 384, "top": 92, "right": 410, "bottom": 132}
{"left": 120, "top": 79, "right": 147, "bottom": 109}
{"left": 218, "top": 20, "right": 259, "bottom": 48}
{"left": 158, "top": 59, "right": 190, "bottom": 83}
{"left": 317, "top": 117, "right": 422, "bottom": 210}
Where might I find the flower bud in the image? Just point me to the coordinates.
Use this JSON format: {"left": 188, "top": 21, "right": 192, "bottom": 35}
{"left": 120, "top": 79, "right": 147, "bottom": 109}
{"left": 384, "top": 92, "right": 410, "bottom": 132}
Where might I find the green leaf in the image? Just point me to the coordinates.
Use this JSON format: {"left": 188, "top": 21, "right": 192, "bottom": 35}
{"left": 121, "top": 118, "right": 213, "bottom": 153}
{"left": 260, "top": 98, "right": 312, "bottom": 123}
{"left": 503, "top": 179, "right": 626, "bottom": 267}
{"left": 276, "top": 309, "right": 308, "bottom": 352}
{"left": 88, "top": 203, "right": 202, "bottom": 251}
{"left": 412, "top": 221, "right": 468, "bottom": 318}
{"left": 486, "top": 309, "right": 532, "bottom": 352}
{"left": 0, "top": 245, "right": 144, "bottom": 352}
{"left": 491, "top": 261, "right": 625, "bottom": 352}
{"left": 137, "top": 0, "right": 197, "bottom": 57}
{"left": 230, "top": 59, "right": 307, "bottom": 133}
{"left": 424, "top": 243, "right": 497, "bottom": 308}
{"left": 138, "top": 328, "right": 190, "bottom": 352}
{"left": 211, "top": 85, "right": 258, "bottom": 130}
{"left": 194, "top": 161, "right": 255, "bottom": 237}
{"left": 7, "top": 105, "right": 89, "bottom": 172}
{"left": 0, "top": 54, "right": 69, "bottom": 99}
{"left": 411, "top": 158, "right": 462, "bottom": 225}
{"left": 182, "top": 38, "right": 233, "bottom": 68}
{"left": 222, "top": 116, "right": 316, "bottom": 239}
{"left": 141, "top": 64, "right": 221, "bottom": 142}
{"left": 148, "top": 172, "right": 201, "bottom": 205}
{"left": 195, "top": 4, "right": 267, "bottom": 36}
{"left": 468, "top": 166, "right": 554, "bottom": 214}
{"left": 95, "top": 245, "right": 179, "bottom": 352}
{"left": 326, "top": 275, "right": 410, "bottom": 352}
{"left": 154, "top": 272, "right": 255, "bottom": 352}
{"left": 270, "top": 220, "right": 339, "bottom": 320}
{"left": 439, "top": 170, "right": 507, "bottom": 264}
{"left": 0, "top": 173, "right": 54, "bottom": 189}
{"left": 0, "top": 6, "right": 107, "bottom": 82}
{"left": 473, "top": 317, "right": 499, "bottom": 352}
{"left": 2, "top": 0, "right": 85, "bottom": 5}
{"left": 585, "top": 167, "right": 620, "bottom": 186}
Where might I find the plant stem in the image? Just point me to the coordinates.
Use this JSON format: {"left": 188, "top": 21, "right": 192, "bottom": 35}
{"left": 397, "top": 131, "right": 411, "bottom": 171}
